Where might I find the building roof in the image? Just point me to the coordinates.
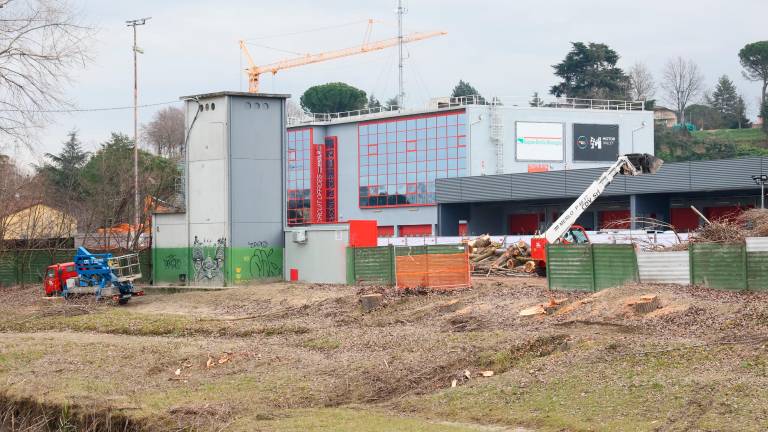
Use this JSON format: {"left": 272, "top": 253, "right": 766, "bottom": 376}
{"left": 435, "top": 156, "right": 767, "bottom": 204}
{"left": 179, "top": 91, "right": 290, "bottom": 101}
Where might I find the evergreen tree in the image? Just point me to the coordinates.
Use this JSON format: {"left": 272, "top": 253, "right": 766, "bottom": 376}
{"left": 367, "top": 94, "right": 382, "bottom": 110}
{"left": 39, "top": 130, "right": 89, "bottom": 198}
{"left": 529, "top": 92, "right": 543, "bottom": 107}
{"left": 709, "top": 75, "right": 741, "bottom": 128}
{"left": 384, "top": 96, "right": 399, "bottom": 109}
{"left": 451, "top": 80, "right": 481, "bottom": 99}
{"left": 550, "top": 42, "right": 630, "bottom": 99}
{"left": 300, "top": 82, "right": 367, "bottom": 113}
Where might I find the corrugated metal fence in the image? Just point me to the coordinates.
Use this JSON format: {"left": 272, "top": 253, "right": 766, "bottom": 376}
{"left": 547, "top": 244, "right": 638, "bottom": 292}
{"left": 346, "top": 244, "right": 471, "bottom": 290}
{"left": 0, "top": 249, "right": 151, "bottom": 287}
{"left": 637, "top": 251, "right": 691, "bottom": 285}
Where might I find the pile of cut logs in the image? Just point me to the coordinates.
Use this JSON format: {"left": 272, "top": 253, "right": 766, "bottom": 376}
{"left": 468, "top": 235, "right": 537, "bottom": 276}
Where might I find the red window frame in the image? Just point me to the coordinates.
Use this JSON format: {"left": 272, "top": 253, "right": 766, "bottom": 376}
{"left": 399, "top": 224, "right": 433, "bottom": 237}
{"left": 377, "top": 225, "right": 395, "bottom": 237}
{"left": 287, "top": 128, "right": 311, "bottom": 226}
{"left": 357, "top": 110, "right": 467, "bottom": 209}
{"left": 318, "top": 136, "right": 338, "bottom": 223}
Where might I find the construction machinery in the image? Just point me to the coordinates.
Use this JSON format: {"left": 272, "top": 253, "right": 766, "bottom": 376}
{"left": 43, "top": 247, "right": 144, "bottom": 305}
{"left": 530, "top": 153, "right": 663, "bottom": 273}
{"left": 239, "top": 20, "right": 446, "bottom": 93}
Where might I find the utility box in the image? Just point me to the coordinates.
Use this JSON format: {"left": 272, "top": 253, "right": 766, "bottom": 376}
{"left": 284, "top": 224, "right": 350, "bottom": 284}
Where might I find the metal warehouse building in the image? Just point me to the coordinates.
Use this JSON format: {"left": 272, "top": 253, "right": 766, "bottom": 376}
{"left": 435, "top": 157, "right": 768, "bottom": 236}
{"left": 286, "top": 96, "right": 653, "bottom": 237}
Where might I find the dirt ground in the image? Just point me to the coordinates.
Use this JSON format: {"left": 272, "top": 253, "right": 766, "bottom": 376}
{"left": 1, "top": 276, "right": 768, "bottom": 431}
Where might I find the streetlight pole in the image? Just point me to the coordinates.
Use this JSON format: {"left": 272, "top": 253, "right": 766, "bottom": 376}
{"left": 126, "top": 17, "right": 150, "bottom": 242}
{"left": 752, "top": 175, "right": 767, "bottom": 209}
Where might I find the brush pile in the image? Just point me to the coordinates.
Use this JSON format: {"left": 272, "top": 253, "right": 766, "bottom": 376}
{"left": 468, "top": 235, "right": 537, "bottom": 276}
{"left": 690, "top": 209, "right": 768, "bottom": 244}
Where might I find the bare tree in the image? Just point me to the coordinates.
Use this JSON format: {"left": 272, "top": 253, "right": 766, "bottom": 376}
{"left": 661, "top": 57, "right": 704, "bottom": 126}
{"left": 286, "top": 99, "right": 307, "bottom": 123}
{"left": 0, "top": 0, "right": 92, "bottom": 143}
{"left": 141, "top": 106, "right": 184, "bottom": 158}
{"left": 628, "top": 62, "right": 656, "bottom": 101}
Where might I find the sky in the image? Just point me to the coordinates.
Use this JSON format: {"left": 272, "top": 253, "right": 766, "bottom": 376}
{"left": 7, "top": 0, "right": 768, "bottom": 167}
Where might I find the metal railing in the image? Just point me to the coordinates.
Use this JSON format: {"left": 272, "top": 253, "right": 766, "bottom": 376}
{"left": 287, "top": 94, "right": 646, "bottom": 126}
{"left": 109, "top": 253, "right": 142, "bottom": 282}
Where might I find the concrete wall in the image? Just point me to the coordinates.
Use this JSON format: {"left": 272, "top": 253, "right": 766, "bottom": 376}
{"left": 464, "top": 105, "right": 654, "bottom": 175}
{"left": 284, "top": 226, "right": 349, "bottom": 284}
{"left": 229, "top": 95, "right": 285, "bottom": 248}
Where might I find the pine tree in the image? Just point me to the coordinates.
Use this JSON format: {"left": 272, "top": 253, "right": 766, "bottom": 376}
{"left": 529, "top": 92, "right": 543, "bottom": 107}
{"left": 367, "top": 94, "right": 382, "bottom": 110}
{"left": 709, "top": 75, "right": 740, "bottom": 129}
{"left": 451, "top": 80, "right": 481, "bottom": 99}
{"left": 39, "top": 130, "right": 89, "bottom": 197}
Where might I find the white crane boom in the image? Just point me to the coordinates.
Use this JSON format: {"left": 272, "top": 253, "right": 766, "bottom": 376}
{"left": 542, "top": 154, "right": 662, "bottom": 243}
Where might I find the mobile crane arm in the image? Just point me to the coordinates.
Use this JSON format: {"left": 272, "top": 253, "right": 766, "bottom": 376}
{"left": 542, "top": 153, "right": 663, "bottom": 244}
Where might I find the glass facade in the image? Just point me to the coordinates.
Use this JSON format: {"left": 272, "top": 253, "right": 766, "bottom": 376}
{"left": 358, "top": 111, "right": 467, "bottom": 208}
{"left": 287, "top": 128, "right": 310, "bottom": 225}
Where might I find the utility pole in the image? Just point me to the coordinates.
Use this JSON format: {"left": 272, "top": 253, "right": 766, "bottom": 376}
{"left": 396, "top": 0, "right": 406, "bottom": 109}
{"left": 126, "top": 17, "right": 151, "bottom": 242}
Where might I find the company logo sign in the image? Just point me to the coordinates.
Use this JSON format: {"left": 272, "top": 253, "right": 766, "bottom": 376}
{"left": 573, "top": 124, "right": 619, "bottom": 162}
{"left": 515, "top": 122, "right": 564, "bottom": 161}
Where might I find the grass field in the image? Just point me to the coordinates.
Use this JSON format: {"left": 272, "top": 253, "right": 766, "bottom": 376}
{"left": 692, "top": 127, "right": 768, "bottom": 147}
{"left": 2, "top": 280, "right": 768, "bottom": 431}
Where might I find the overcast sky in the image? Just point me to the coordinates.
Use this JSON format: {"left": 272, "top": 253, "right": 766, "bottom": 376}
{"left": 8, "top": 0, "right": 768, "bottom": 167}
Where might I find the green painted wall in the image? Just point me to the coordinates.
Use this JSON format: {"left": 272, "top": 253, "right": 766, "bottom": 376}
{"left": 152, "top": 246, "right": 283, "bottom": 285}
{"left": 152, "top": 247, "right": 190, "bottom": 284}
{"left": 227, "top": 247, "right": 283, "bottom": 284}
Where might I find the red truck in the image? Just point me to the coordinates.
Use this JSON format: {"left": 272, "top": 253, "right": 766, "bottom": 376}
{"left": 43, "top": 262, "right": 78, "bottom": 296}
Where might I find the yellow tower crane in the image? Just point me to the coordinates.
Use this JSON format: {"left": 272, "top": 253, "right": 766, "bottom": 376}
{"left": 239, "top": 20, "right": 446, "bottom": 93}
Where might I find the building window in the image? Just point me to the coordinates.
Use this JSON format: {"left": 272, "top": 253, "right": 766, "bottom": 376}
{"left": 287, "top": 128, "right": 311, "bottom": 225}
{"left": 358, "top": 110, "right": 467, "bottom": 208}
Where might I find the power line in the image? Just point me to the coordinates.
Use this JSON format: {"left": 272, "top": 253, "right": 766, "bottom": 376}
{"left": 243, "top": 19, "right": 370, "bottom": 41}
{"left": 0, "top": 100, "right": 180, "bottom": 113}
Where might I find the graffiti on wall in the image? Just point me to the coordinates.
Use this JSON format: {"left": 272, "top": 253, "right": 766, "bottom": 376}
{"left": 162, "top": 254, "right": 181, "bottom": 270}
{"left": 249, "top": 246, "right": 281, "bottom": 278}
{"left": 192, "top": 236, "right": 226, "bottom": 284}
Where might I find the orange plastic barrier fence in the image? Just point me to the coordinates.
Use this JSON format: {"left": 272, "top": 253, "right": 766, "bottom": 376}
{"left": 394, "top": 246, "right": 471, "bottom": 290}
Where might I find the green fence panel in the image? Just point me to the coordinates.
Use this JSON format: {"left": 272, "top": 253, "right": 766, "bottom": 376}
{"left": 351, "top": 246, "right": 394, "bottom": 285}
{"left": 138, "top": 249, "right": 152, "bottom": 283}
{"left": 691, "top": 243, "right": 747, "bottom": 290}
{"left": 593, "top": 244, "right": 639, "bottom": 290}
{"left": 547, "top": 244, "right": 594, "bottom": 292}
{"left": 747, "top": 251, "right": 768, "bottom": 291}
{"left": 0, "top": 252, "right": 17, "bottom": 287}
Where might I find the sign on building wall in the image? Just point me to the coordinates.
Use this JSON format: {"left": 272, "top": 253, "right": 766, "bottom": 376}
{"left": 573, "top": 124, "right": 619, "bottom": 161}
{"left": 515, "top": 122, "right": 564, "bottom": 161}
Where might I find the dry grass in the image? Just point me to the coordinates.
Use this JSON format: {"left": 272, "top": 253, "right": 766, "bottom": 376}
{"left": 2, "top": 279, "right": 768, "bottom": 431}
